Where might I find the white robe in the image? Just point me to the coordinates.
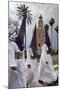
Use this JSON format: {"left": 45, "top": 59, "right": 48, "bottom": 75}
{"left": 38, "top": 44, "right": 57, "bottom": 83}
{"left": 25, "top": 48, "right": 38, "bottom": 87}
{"left": 8, "top": 41, "right": 26, "bottom": 89}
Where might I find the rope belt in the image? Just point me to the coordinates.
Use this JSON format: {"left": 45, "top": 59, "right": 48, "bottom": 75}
{"left": 15, "top": 52, "right": 23, "bottom": 59}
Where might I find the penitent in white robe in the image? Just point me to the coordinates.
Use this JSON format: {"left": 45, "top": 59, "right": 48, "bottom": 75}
{"left": 38, "top": 44, "right": 57, "bottom": 83}
{"left": 8, "top": 41, "right": 26, "bottom": 89}
{"left": 25, "top": 48, "right": 38, "bottom": 87}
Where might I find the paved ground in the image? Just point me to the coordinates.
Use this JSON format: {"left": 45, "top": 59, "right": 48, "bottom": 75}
{"left": 52, "top": 54, "right": 58, "bottom": 65}
{"left": 52, "top": 54, "right": 58, "bottom": 71}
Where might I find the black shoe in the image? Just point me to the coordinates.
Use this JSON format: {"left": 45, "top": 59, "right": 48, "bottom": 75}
{"left": 47, "top": 78, "right": 58, "bottom": 86}
{"left": 38, "top": 80, "right": 44, "bottom": 84}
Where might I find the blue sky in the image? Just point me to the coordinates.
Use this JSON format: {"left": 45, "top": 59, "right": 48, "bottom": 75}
{"left": 9, "top": 2, "right": 59, "bottom": 51}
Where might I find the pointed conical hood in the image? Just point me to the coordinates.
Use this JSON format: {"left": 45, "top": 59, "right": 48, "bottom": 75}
{"left": 15, "top": 17, "right": 26, "bottom": 51}
{"left": 30, "top": 25, "right": 38, "bottom": 58}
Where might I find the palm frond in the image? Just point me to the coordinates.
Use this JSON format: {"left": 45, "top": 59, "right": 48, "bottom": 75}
{"left": 27, "top": 16, "right": 32, "bottom": 24}
{"left": 49, "top": 18, "right": 55, "bottom": 26}
{"left": 16, "top": 9, "right": 22, "bottom": 12}
{"left": 27, "top": 12, "right": 32, "bottom": 16}
{"left": 27, "top": 10, "right": 31, "bottom": 12}
{"left": 17, "top": 6, "right": 21, "bottom": 10}
{"left": 17, "top": 4, "right": 32, "bottom": 25}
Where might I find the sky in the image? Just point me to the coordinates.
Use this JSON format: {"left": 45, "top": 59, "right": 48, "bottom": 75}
{"left": 8, "top": 1, "right": 59, "bottom": 51}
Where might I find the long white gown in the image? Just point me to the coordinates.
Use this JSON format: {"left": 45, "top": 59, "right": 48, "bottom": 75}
{"left": 25, "top": 48, "right": 38, "bottom": 87}
{"left": 8, "top": 41, "right": 27, "bottom": 89}
{"left": 38, "top": 43, "right": 57, "bottom": 83}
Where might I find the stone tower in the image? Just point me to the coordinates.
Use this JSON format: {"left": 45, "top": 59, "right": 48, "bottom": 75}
{"left": 36, "top": 15, "right": 45, "bottom": 55}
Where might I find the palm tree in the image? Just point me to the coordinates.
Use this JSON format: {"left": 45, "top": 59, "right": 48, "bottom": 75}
{"left": 44, "top": 24, "right": 49, "bottom": 31}
{"left": 55, "top": 26, "right": 58, "bottom": 53}
{"left": 49, "top": 18, "right": 55, "bottom": 48}
{"left": 8, "top": 21, "right": 18, "bottom": 39}
{"left": 17, "top": 4, "right": 32, "bottom": 59}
